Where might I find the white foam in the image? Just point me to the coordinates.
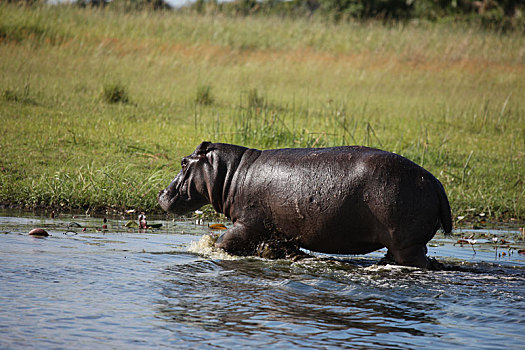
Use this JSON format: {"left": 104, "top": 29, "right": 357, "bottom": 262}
{"left": 187, "top": 234, "right": 238, "bottom": 260}
{"left": 364, "top": 264, "right": 420, "bottom": 273}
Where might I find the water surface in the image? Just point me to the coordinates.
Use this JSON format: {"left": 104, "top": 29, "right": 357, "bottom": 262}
{"left": 0, "top": 211, "right": 523, "bottom": 349}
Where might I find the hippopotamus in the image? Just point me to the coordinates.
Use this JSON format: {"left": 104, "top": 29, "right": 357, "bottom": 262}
{"left": 158, "top": 142, "right": 452, "bottom": 268}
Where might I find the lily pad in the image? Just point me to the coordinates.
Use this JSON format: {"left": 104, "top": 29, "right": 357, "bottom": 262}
{"left": 125, "top": 220, "right": 139, "bottom": 228}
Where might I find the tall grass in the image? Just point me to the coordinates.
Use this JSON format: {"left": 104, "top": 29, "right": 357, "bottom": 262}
{"left": 0, "top": 4, "right": 523, "bottom": 221}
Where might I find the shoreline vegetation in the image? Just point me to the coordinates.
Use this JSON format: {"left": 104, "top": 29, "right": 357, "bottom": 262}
{"left": 0, "top": 3, "right": 523, "bottom": 225}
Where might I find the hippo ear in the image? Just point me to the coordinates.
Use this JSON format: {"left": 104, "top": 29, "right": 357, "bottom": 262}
{"left": 195, "top": 141, "right": 215, "bottom": 156}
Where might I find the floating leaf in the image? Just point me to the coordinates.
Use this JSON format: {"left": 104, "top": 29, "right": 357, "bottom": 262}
{"left": 125, "top": 220, "right": 139, "bottom": 228}
{"left": 209, "top": 223, "right": 227, "bottom": 230}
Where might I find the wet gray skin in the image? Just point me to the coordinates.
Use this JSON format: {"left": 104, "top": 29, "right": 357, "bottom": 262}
{"left": 158, "top": 142, "right": 452, "bottom": 268}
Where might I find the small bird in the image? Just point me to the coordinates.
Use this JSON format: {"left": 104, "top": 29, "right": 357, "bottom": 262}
{"left": 138, "top": 213, "right": 147, "bottom": 229}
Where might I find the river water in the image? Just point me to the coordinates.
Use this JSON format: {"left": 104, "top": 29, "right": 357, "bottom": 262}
{"left": 0, "top": 210, "right": 523, "bottom": 349}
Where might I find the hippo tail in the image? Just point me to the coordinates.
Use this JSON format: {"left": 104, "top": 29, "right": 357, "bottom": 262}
{"left": 432, "top": 177, "right": 453, "bottom": 235}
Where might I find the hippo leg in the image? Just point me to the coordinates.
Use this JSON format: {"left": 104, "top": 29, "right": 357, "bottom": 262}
{"left": 215, "top": 222, "right": 264, "bottom": 255}
{"left": 388, "top": 245, "right": 430, "bottom": 269}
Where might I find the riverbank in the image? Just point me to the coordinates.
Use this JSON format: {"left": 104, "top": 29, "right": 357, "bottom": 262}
{"left": 0, "top": 4, "right": 523, "bottom": 222}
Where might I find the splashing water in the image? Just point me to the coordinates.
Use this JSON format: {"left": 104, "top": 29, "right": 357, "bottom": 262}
{"left": 187, "top": 233, "right": 239, "bottom": 260}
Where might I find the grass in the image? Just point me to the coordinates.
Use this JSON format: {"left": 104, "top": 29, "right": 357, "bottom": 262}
{"left": 102, "top": 81, "right": 131, "bottom": 104}
{"left": 0, "top": 4, "right": 523, "bottom": 223}
{"left": 195, "top": 84, "right": 214, "bottom": 105}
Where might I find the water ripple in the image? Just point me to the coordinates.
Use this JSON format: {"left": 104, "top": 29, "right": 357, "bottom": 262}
{"left": 0, "top": 213, "right": 524, "bottom": 349}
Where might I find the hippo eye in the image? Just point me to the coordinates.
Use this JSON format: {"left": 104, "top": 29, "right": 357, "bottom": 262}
{"left": 181, "top": 159, "right": 188, "bottom": 169}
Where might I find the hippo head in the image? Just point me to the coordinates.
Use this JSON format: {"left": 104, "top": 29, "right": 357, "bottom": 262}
{"left": 158, "top": 141, "right": 216, "bottom": 215}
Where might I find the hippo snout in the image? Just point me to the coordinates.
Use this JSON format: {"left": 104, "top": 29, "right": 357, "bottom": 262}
{"left": 157, "top": 188, "right": 174, "bottom": 213}
{"left": 157, "top": 188, "right": 167, "bottom": 202}
{"left": 157, "top": 188, "right": 167, "bottom": 200}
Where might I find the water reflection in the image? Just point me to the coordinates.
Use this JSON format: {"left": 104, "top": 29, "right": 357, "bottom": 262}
{"left": 152, "top": 247, "right": 525, "bottom": 348}
{"left": 1, "top": 211, "right": 524, "bottom": 349}
{"left": 154, "top": 258, "right": 445, "bottom": 348}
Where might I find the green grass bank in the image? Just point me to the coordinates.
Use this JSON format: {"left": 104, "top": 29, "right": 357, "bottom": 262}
{"left": 0, "top": 4, "right": 523, "bottom": 224}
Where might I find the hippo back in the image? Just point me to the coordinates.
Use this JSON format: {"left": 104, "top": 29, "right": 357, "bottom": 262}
{"left": 231, "top": 146, "right": 445, "bottom": 254}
